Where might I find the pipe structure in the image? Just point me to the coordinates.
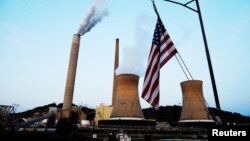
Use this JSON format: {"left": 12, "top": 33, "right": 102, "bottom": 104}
{"left": 62, "top": 34, "right": 81, "bottom": 118}
{"left": 112, "top": 38, "right": 119, "bottom": 106}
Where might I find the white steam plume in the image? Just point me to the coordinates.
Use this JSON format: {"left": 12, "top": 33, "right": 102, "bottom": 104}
{"left": 77, "top": 0, "right": 108, "bottom": 36}
{"left": 116, "top": 15, "right": 152, "bottom": 77}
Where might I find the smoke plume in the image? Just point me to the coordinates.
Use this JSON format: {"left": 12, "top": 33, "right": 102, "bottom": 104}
{"left": 116, "top": 15, "right": 152, "bottom": 77}
{"left": 77, "top": 0, "right": 108, "bottom": 36}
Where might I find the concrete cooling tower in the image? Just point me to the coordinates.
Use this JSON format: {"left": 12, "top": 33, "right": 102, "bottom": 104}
{"left": 179, "top": 80, "right": 214, "bottom": 125}
{"left": 98, "top": 38, "right": 155, "bottom": 127}
{"left": 110, "top": 74, "right": 144, "bottom": 118}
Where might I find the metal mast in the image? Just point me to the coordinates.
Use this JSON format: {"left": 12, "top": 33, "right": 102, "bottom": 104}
{"left": 162, "top": 0, "right": 221, "bottom": 109}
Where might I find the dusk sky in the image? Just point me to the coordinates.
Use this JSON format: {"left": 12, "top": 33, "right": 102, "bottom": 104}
{"left": 1, "top": 0, "right": 250, "bottom": 116}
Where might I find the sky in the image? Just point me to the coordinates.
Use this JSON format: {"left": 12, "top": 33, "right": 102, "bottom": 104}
{"left": 1, "top": 0, "right": 250, "bottom": 116}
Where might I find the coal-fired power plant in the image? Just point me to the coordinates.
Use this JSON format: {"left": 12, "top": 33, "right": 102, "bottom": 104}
{"left": 179, "top": 80, "right": 214, "bottom": 125}
{"left": 62, "top": 34, "right": 81, "bottom": 118}
{"left": 110, "top": 74, "right": 144, "bottom": 118}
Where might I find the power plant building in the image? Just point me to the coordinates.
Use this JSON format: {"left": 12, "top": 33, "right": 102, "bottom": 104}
{"left": 94, "top": 103, "right": 113, "bottom": 125}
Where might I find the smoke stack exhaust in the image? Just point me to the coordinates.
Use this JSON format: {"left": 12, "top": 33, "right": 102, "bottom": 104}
{"left": 112, "top": 38, "right": 119, "bottom": 106}
{"left": 62, "top": 34, "right": 81, "bottom": 118}
{"left": 77, "top": 0, "right": 108, "bottom": 36}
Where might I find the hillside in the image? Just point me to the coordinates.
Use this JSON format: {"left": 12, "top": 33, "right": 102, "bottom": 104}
{"left": 14, "top": 103, "right": 250, "bottom": 125}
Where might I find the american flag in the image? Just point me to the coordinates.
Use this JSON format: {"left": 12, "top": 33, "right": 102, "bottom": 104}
{"left": 141, "top": 17, "right": 177, "bottom": 110}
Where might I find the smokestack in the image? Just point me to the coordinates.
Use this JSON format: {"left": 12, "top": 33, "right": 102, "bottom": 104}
{"left": 110, "top": 74, "right": 144, "bottom": 118}
{"left": 112, "top": 38, "right": 119, "bottom": 106}
{"left": 179, "top": 80, "right": 213, "bottom": 121}
{"left": 62, "top": 34, "right": 81, "bottom": 118}
{"left": 60, "top": 0, "right": 108, "bottom": 119}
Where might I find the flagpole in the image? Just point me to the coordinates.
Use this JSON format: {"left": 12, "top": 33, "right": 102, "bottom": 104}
{"left": 162, "top": 0, "right": 221, "bottom": 110}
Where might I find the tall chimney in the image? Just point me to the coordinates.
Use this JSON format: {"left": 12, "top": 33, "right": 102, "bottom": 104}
{"left": 62, "top": 34, "right": 81, "bottom": 118}
{"left": 112, "top": 38, "right": 119, "bottom": 106}
{"left": 179, "top": 80, "right": 213, "bottom": 121}
{"left": 110, "top": 74, "right": 144, "bottom": 118}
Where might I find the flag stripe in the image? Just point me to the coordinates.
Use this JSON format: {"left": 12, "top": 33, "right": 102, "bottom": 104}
{"left": 142, "top": 45, "right": 158, "bottom": 88}
{"left": 142, "top": 17, "right": 177, "bottom": 110}
{"left": 148, "top": 76, "right": 159, "bottom": 103}
{"left": 143, "top": 45, "right": 159, "bottom": 84}
{"left": 160, "top": 32, "right": 171, "bottom": 49}
{"left": 151, "top": 93, "right": 159, "bottom": 110}
{"left": 146, "top": 67, "right": 159, "bottom": 102}
{"left": 143, "top": 48, "right": 159, "bottom": 99}
{"left": 160, "top": 49, "right": 177, "bottom": 68}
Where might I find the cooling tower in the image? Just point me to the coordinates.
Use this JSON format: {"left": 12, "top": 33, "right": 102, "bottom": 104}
{"left": 62, "top": 34, "right": 80, "bottom": 118}
{"left": 179, "top": 80, "right": 213, "bottom": 122}
{"left": 110, "top": 74, "right": 144, "bottom": 118}
{"left": 112, "top": 38, "right": 119, "bottom": 106}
